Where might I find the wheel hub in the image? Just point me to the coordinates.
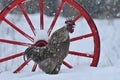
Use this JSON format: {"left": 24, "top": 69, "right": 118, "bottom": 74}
{"left": 34, "top": 40, "right": 48, "bottom": 47}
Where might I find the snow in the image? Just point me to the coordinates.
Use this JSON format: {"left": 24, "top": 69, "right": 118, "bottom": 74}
{"left": 34, "top": 30, "right": 49, "bottom": 43}
{"left": 1, "top": 66, "right": 120, "bottom": 80}
{"left": 0, "top": 14, "right": 120, "bottom": 80}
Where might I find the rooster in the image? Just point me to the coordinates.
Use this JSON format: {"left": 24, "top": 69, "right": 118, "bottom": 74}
{"left": 24, "top": 19, "right": 75, "bottom": 74}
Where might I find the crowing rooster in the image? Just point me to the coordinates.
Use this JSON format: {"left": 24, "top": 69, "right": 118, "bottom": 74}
{"left": 24, "top": 19, "right": 75, "bottom": 74}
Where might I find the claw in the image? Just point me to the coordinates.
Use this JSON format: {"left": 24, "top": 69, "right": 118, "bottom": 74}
{"left": 23, "top": 52, "right": 26, "bottom": 61}
{"left": 23, "top": 47, "right": 35, "bottom": 61}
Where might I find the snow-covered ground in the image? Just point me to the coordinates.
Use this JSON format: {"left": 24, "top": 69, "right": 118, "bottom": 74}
{"left": 0, "top": 14, "right": 120, "bottom": 80}
{"left": 1, "top": 66, "right": 120, "bottom": 80}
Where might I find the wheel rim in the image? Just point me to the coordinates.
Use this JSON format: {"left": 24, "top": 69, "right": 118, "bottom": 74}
{"left": 0, "top": 0, "right": 100, "bottom": 73}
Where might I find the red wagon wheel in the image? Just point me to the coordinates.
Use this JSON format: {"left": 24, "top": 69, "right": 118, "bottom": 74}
{"left": 0, "top": 0, "right": 100, "bottom": 73}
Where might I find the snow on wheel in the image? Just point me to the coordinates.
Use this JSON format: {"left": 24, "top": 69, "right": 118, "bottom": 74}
{"left": 0, "top": 0, "right": 100, "bottom": 73}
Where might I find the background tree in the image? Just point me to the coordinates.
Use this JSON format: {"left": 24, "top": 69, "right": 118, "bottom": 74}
{"left": 0, "top": 0, "right": 120, "bottom": 19}
{"left": 44, "top": 0, "right": 59, "bottom": 16}
{"left": 74, "top": 0, "right": 120, "bottom": 18}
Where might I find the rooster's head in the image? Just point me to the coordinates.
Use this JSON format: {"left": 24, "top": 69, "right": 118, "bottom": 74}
{"left": 65, "top": 19, "right": 75, "bottom": 33}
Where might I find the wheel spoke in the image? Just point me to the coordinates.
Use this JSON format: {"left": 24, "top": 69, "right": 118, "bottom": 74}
{"left": 0, "top": 39, "right": 32, "bottom": 46}
{"left": 0, "top": 52, "right": 24, "bottom": 63}
{"left": 40, "top": 0, "right": 44, "bottom": 30}
{"left": 70, "top": 33, "right": 93, "bottom": 42}
{"left": 48, "top": 0, "right": 65, "bottom": 36}
{"left": 62, "top": 61, "right": 73, "bottom": 68}
{"left": 73, "top": 13, "right": 82, "bottom": 22}
{"left": 69, "top": 51, "right": 93, "bottom": 58}
{"left": 32, "top": 63, "right": 37, "bottom": 72}
{"left": 13, "top": 59, "right": 31, "bottom": 73}
{"left": 0, "top": 0, "right": 26, "bottom": 22}
{"left": 18, "top": 3, "right": 36, "bottom": 36}
{"left": 3, "top": 18, "right": 34, "bottom": 42}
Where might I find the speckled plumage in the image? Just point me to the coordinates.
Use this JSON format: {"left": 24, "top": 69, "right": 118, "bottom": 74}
{"left": 24, "top": 19, "right": 75, "bottom": 74}
{"left": 24, "top": 26, "right": 70, "bottom": 74}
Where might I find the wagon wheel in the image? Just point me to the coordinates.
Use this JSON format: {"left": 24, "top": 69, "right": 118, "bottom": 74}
{"left": 0, "top": 0, "right": 100, "bottom": 73}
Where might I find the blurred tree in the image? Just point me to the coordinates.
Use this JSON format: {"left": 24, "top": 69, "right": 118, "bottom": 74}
{"left": 63, "top": 0, "right": 120, "bottom": 19}
{"left": 93, "top": 0, "right": 120, "bottom": 19}
{"left": 0, "top": 0, "right": 14, "bottom": 11}
{"left": 44, "top": 0, "right": 59, "bottom": 16}
{"left": 62, "top": 2, "right": 79, "bottom": 17}
{"left": 23, "top": 0, "right": 40, "bottom": 14}
{"left": 0, "top": 0, "right": 59, "bottom": 16}
{"left": 0, "top": 0, "right": 120, "bottom": 19}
